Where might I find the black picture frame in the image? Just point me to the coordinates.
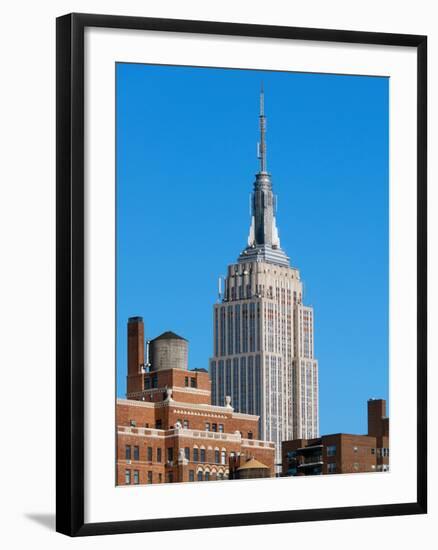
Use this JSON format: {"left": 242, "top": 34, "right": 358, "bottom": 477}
{"left": 56, "top": 12, "right": 427, "bottom": 537}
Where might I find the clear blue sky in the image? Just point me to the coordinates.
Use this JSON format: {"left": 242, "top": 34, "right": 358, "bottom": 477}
{"left": 116, "top": 63, "right": 389, "bottom": 436}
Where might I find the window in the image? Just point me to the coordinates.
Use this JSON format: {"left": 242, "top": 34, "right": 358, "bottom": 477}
{"left": 218, "top": 472, "right": 224, "bottom": 480}
{"left": 147, "top": 446, "right": 152, "bottom": 461}
{"left": 215, "top": 450, "right": 220, "bottom": 464}
{"left": 197, "top": 471, "right": 203, "bottom": 481}
{"left": 193, "top": 448, "right": 199, "bottom": 462}
{"left": 327, "top": 445, "right": 337, "bottom": 457}
{"left": 221, "top": 450, "right": 226, "bottom": 465}
{"left": 371, "top": 448, "right": 376, "bottom": 455}
{"left": 125, "top": 469, "right": 131, "bottom": 484}
{"left": 212, "top": 423, "right": 217, "bottom": 432}
{"left": 158, "top": 473, "right": 162, "bottom": 483}
{"left": 184, "top": 376, "right": 189, "bottom": 387}
{"left": 205, "top": 472, "right": 210, "bottom": 481}
{"left": 144, "top": 422, "right": 149, "bottom": 428}
{"left": 190, "top": 378, "right": 197, "bottom": 388}
{"left": 200, "top": 449, "right": 206, "bottom": 463}
{"left": 133, "top": 446, "right": 139, "bottom": 461}
{"left": 147, "top": 471, "right": 153, "bottom": 484}
{"left": 125, "top": 445, "right": 131, "bottom": 460}
{"left": 167, "top": 447, "right": 174, "bottom": 462}
{"left": 168, "top": 473, "right": 173, "bottom": 483}
{"left": 183, "top": 419, "right": 189, "bottom": 429}
{"left": 218, "top": 424, "right": 224, "bottom": 433}
{"left": 134, "top": 470, "right": 139, "bottom": 484}
{"left": 184, "top": 447, "right": 190, "bottom": 461}
{"left": 327, "top": 463, "right": 336, "bottom": 474}
{"left": 189, "top": 470, "right": 195, "bottom": 482}
{"left": 155, "top": 419, "right": 162, "bottom": 429}
{"left": 247, "top": 431, "right": 253, "bottom": 440}
{"left": 145, "top": 377, "right": 151, "bottom": 389}
{"left": 205, "top": 422, "right": 210, "bottom": 432}
{"left": 130, "top": 420, "right": 136, "bottom": 427}
{"left": 151, "top": 375, "right": 158, "bottom": 388}
{"left": 157, "top": 447, "right": 162, "bottom": 462}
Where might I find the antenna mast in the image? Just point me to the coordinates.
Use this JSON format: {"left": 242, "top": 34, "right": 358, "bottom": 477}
{"left": 258, "top": 83, "right": 267, "bottom": 173}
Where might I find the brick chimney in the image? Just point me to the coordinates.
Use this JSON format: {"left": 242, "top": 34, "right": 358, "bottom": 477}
{"left": 127, "top": 316, "right": 144, "bottom": 380}
{"left": 367, "top": 399, "right": 387, "bottom": 437}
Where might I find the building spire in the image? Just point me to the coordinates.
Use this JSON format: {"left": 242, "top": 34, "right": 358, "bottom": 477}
{"left": 238, "top": 85, "right": 290, "bottom": 267}
{"left": 258, "top": 82, "right": 267, "bottom": 173}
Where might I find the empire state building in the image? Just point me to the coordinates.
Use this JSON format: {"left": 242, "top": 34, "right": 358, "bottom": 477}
{"left": 210, "top": 88, "right": 319, "bottom": 467}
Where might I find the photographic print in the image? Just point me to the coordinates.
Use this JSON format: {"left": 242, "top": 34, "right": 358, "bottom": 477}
{"left": 56, "top": 14, "right": 427, "bottom": 535}
{"left": 115, "top": 64, "right": 389, "bottom": 486}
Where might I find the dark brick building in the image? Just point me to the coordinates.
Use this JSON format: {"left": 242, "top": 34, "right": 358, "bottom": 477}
{"left": 117, "top": 317, "right": 275, "bottom": 485}
{"left": 282, "top": 399, "right": 389, "bottom": 476}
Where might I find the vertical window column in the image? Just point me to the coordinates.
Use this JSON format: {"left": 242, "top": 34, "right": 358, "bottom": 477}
{"left": 235, "top": 304, "right": 241, "bottom": 354}
{"left": 225, "top": 359, "right": 231, "bottom": 399}
{"left": 218, "top": 360, "right": 224, "bottom": 406}
{"left": 227, "top": 305, "right": 234, "bottom": 355}
{"left": 233, "top": 358, "right": 239, "bottom": 410}
{"left": 248, "top": 356, "right": 254, "bottom": 414}
{"left": 220, "top": 306, "right": 226, "bottom": 356}
{"left": 240, "top": 357, "right": 247, "bottom": 412}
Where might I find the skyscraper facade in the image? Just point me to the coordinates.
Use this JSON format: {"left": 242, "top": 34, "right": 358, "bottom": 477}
{"left": 210, "top": 88, "right": 319, "bottom": 467}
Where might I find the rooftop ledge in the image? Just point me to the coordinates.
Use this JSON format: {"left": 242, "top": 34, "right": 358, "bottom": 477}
{"left": 117, "top": 397, "right": 259, "bottom": 420}
{"left": 118, "top": 425, "right": 274, "bottom": 448}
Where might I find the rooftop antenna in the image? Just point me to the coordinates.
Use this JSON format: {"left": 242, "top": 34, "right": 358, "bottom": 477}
{"left": 257, "top": 82, "right": 267, "bottom": 173}
{"left": 144, "top": 338, "right": 151, "bottom": 371}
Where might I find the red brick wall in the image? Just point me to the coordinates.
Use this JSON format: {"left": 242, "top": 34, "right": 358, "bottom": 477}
{"left": 128, "top": 368, "right": 212, "bottom": 405}
{"left": 126, "top": 318, "right": 145, "bottom": 395}
{"left": 127, "top": 318, "right": 144, "bottom": 376}
{"left": 282, "top": 431, "right": 390, "bottom": 476}
{"left": 367, "top": 399, "right": 387, "bottom": 437}
{"left": 117, "top": 429, "right": 275, "bottom": 485}
{"left": 116, "top": 399, "right": 272, "bottom": 485}
{"left": 335, "top": 434, "right": 377, "bottom": 474}
{"left": 117, "top": 398, "right": 259, "bottom": 437}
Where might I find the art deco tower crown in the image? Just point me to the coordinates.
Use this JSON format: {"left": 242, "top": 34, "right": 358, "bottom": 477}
{"left": 238, "top": 85, "right": 290, "bottom": 267}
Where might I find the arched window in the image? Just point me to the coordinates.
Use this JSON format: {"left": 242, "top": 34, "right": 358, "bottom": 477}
{"left": 215, "top": 450, "right": 220, "bottom": 464}
{"left": 197, "top": 471, "right": 203, "bottom": 482}
{"left": 221, "top": 450, "right": 226, "bottom": 465}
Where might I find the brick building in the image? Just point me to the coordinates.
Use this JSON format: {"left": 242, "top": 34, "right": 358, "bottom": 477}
{"left": 282, "top": 399, "right": 389, "bottom": 476}
{"left": 117, "top": 317, "right": 275, "bottom": 485}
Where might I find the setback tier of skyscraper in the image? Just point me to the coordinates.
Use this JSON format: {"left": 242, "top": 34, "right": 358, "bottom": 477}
{"left": 210, "top": 87, "right": 319, "bottom": 469}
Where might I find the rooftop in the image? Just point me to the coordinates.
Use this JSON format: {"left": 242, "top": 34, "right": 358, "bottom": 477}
{"left": 152, "top": 331, "right": 187, "bottom": 342}
{"left": 237, "top": 457, "right": 270, "bottom": 471}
